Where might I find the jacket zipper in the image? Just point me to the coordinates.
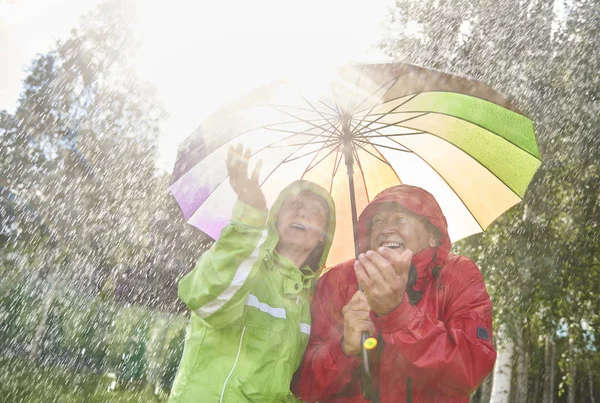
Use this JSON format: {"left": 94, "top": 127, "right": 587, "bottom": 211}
{"left": 220, "top": 326, "right": 247, "bottom": 403}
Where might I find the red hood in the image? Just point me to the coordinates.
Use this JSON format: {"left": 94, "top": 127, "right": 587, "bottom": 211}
{"left": 357, "top": 185, "right": 452, "bottom": 288}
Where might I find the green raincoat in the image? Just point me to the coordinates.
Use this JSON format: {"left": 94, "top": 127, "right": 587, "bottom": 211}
{"left": 169, "top": 180, "right": 336, "bottom": 403}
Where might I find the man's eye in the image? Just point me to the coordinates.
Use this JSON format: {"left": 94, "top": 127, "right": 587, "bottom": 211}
{"left": 394, "top": 217, "right": 407, "bottom": 225}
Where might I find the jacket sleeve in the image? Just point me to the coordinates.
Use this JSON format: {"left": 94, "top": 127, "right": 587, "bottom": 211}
{"left": 178, "top": 199, "right": 269, "bottom": 329}
{"left": 291, "top": 265, "right": 361, "bottom": 402}
{"left": 371, "top": 258, "right": 496, "bottom": 397}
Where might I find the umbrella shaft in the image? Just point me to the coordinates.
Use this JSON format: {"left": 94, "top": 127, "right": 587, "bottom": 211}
{"left": 343, "top": 143, "right": 361, "bottom": 261}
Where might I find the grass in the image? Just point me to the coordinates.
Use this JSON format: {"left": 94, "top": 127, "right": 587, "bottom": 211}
{"left": 0, "top": 356, "right": 169, "bottom": 403}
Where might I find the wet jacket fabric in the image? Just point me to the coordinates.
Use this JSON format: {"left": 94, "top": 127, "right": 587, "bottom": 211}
{"left": 292, "top": 185, "right": 496, "bottom": 403}
{"left": 169, "top": 180, "right": 336, "bottom": 403}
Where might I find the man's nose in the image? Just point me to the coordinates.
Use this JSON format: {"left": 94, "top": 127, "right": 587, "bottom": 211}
{"left": 382, "top": 223, "right": 396, "bottom": 233}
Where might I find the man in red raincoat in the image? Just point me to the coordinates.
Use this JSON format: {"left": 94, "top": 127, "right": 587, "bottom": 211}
{"left": 292, "top": 185, "right": 496, "bottom": 402}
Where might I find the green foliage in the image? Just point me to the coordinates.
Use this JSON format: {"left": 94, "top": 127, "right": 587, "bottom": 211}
{"left": 1, "top": 5, "right": 207, "bottom": 401}
{"left": 117, "top": 312, "right": 151, "bottom": 388}
{"left": 160, "top": 322, "right": 186, "bottom": 392}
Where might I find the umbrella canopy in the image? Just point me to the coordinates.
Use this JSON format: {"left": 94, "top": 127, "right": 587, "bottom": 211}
{"left": 170, "top": 63, "right": 541, "bottom": 267}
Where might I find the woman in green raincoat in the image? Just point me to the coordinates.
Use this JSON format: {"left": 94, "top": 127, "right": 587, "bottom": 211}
{"left": 168, "top": 145, "right": 336, "bottom": 402}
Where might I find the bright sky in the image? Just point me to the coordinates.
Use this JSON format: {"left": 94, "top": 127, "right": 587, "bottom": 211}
{"left": 1, "top": 0, "right": 394, "bottom": 171}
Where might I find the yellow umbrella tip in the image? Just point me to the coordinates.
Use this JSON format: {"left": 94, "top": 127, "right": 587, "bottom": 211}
{"left": 363, "top": 337, "right": 378, "bottom": 350}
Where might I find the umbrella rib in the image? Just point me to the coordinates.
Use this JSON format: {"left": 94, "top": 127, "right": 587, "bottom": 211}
{"left": 272, "top": 105, "right": 343, "bottom": 138}
{"left": 263, "top": 116, "right": 341, "bottom": 138}
{"left": 332, "top": 146, "right": 344, "bottom": 185}
{"left": 357, "top": 112, "right": 428, "bottom": 137}
{"left": 348, "top": 67, "right": 364, "bottom": 115}
{"left": 328, "top": 146, "right": 341, "bottom": 193}
{"left": 328, "top": 80, "right": 345, "bottom": 119}
{"left": 353, "top": 94, "right": 420, "bottom": 135}
{"left": 352, "top": 147, "right": 370, "bottom": 203}
{"left": 259, "top": 132, "right": 332, "bottom": 186}
{"left": 354, "top": 134, "right": 403, "bottom": 185}
{"left": 282, "top": 89, "right": 345, "bottom": 137}
{"left": 302, "top": 141, "right": 342, "bottom": 177}
{"left": 271, "top": 104, "right": 338, "bottom": 117}
{"left": 282, "top": 148, "right": 323, "bottom": 164}
{"left": 354, "top": 138, "right": 411, "bottom": 153}
{"left": 350, "top": 103, "right": 382, "bottom": 137}
{"left": 363, "top": 129, "right": 416, "bottom": 153}
{"left": 351, "top": 66, "right": 429, "bottom": 115}
{"left": 300, "top": 128, "right": 341, "bottom": 177}
{"left": 357, "top": 131, "right": 425, "bottom": 139}
{"left": 319, "top": 100, "right": 340, "bottom": 116}
{"left": 264, "top": 127, "right": 338, "bottom": 139}
{"left": 350, "top": 75, "right": 400, "bottom": 115}
{"left": 267, "top": 138, "right": 341, "bottom": 148}
{"left": 352, "top": 141, "right": 391, "bottom": 165}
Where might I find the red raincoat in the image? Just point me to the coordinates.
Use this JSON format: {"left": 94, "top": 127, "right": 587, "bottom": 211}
{"left": 292, "top": 185, "right": 496, "bottom": 403}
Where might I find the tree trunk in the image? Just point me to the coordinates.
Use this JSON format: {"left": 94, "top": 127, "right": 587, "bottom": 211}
{"left": 516, "top": 327, "right": 529, "bottom": 402}
{"left": 567, "top": 338, "right": 576, "bottom": 403}
{"left": 490, "top": 325, "right": 514, "bottom": 403}
{"left": 480, "top": 373, "right": 493, "bottom": 403}
{"left": 533, "top": 370, "right": 541, "bottom": 403}
{"left": 589, "top": 364, "right": 596, "bottom": 403}
{"left": 542, "top": 336, "right": 553, "bottom": 403}
{"left": 549, "top": 340, "right": 556, "bottom": 403}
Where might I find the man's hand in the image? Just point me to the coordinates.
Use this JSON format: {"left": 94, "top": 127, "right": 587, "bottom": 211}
{"left": 341, "top": 291, "right": 375, "bottom": 356}
{"left": 226, "top": 144, "right": 267, "bottom": 212}
{"left": 354, "top": 247, "right": 413, "bottom": 316}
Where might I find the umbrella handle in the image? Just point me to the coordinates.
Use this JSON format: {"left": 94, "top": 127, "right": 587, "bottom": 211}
{"left": 361, "top": 332, "right": 375, "bottom": 400}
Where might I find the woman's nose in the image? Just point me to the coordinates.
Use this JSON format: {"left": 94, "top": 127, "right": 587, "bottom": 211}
{"left": 296, "top": 205, "right": 307, "bottom": 217}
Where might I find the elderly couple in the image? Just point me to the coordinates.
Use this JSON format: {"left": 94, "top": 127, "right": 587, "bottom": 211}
{"left": 168, "top": 145, "right": 497, "bottom": 403}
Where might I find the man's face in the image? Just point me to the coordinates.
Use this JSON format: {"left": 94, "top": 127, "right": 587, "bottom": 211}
{"left": 369, "top": 203, "right": 437, "bottom": 254}
{"left": 276, "top": 191, "right": 329, "bottom": 253}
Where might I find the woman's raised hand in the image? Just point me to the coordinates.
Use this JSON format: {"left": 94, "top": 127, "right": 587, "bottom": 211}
{"left": 226, "top": 144, "right": 267, "bottom": 212}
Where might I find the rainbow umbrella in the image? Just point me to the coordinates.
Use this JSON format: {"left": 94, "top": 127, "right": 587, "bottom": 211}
{"left": 170, "top": 63, "right": 541, "bottom": 267}
{"left": 169, "top": 63, "right": 541, "bottom": 398}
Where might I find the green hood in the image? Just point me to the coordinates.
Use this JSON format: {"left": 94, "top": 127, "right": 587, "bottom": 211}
{"left": 267, "top": 180, "right": 336, "bottom": 276}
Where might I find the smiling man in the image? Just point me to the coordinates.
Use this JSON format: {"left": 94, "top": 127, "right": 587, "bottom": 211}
{"left": 292, "top": 184, "right": 496, "bottom": 403}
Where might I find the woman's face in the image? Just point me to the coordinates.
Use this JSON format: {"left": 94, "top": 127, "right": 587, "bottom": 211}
{"left": 276, "top": 191, "right": 329, "bottom": 254}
